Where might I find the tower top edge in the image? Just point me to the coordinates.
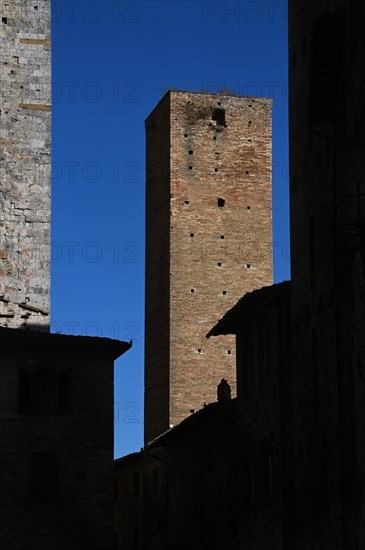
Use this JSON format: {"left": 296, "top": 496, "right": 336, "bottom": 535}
{"left": 145, "top": 89, "right": 273, "bottom": 123}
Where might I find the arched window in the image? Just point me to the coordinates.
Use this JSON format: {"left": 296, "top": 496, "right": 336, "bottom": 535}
{"left": 309, "top": 215, "right": 316, "bottom": 289}
{"left": 260, "top": 439, "right": 272, "bottom": 498}
{"left": 57, "top": 368, "right": 71, "bottom": 413}
{"left": 18, "top": 367, "right": 31, "bottom": 413}
{"left": 311, "top": 329, "right": 320, "bottom": 422}
{"left": 29, "top": 437, "right": 58, "bottom": 502}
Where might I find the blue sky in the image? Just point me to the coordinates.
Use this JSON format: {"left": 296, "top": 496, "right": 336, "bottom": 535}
{"left": 51, "top": 0, "right": 289, "bottom": 457}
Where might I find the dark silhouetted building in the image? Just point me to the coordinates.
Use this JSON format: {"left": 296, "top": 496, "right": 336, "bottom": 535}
{"left": 115, "top": 398, "right": 237, "bottom": 549}
{"left": 289, "top": 1, "right": 365, "bottom": 548}
{"left": 208, "top": 281, "right": 294, "bottom": 549}
{"left": 118, "top": 3, "right": 365, "bottom": 549}
{"left": 0, "top": 328, "right": 130, "bottom": 549}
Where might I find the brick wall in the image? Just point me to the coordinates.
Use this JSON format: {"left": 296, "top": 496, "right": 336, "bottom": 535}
{"left": 145, "top": 90, "right": 272, "bottom": 443}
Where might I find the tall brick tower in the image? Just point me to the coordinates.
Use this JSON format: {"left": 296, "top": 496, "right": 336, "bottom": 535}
{"left": 0, "top": 0, "right": 51, "bottom": 330}
{"left": 145, "top": 90, "right": 273, "bottom": 443}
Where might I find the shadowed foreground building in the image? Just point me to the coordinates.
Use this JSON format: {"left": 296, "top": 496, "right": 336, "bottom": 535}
{"left": 0, "top": 328, "right": 130, "bottom": 549}
{"left": 208, "top": 281, "right": 294, "bottom": 550}
{"left": 115, "top": 396, "right": 237, "bottom": 550}
{"left": 289, "top": 0, "right": 365, "bottom": 548}
{"left": 117, "top": 3, "right": 365, "bottom": 549}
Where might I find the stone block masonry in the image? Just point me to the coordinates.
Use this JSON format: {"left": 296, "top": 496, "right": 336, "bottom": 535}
{"left": 145, "top": 90, "right": 273, "bottom": 443}
{"left": 0, "top": 0, "right": 51, "bottom": 329}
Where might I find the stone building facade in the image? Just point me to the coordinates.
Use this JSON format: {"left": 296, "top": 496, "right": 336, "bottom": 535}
{"left": 0, "top": 0, "right": 51, "bottom": 329}
{"left": 145, "top": 90, "right": 273, "bottom": 443}
{"left": 0, "top": 328, "right": 130, "bottom": 550}
{"left": 0, "top": 2, "right": 132, "bottom": 548}
{"left": 208, "top": 281, "right": 295, "bottom": 550}
{"left": 289, "top": 1, "right": 365, "bottom": 548}
{"left": 115, "top": 398, "right": 237, "bottom": 550}
{"left": 117, "top": 4, "right": 365, "bottom": 549}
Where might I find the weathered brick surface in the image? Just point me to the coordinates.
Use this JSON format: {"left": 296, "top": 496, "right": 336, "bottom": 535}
{"left": 0, "top": 0, "right": 51, "bottom": 329}
{"left": 145, "top": 90, "right": 272, "bottom": 443}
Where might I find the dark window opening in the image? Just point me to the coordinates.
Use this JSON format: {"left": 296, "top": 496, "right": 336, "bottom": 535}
{"left": 188, "top": 150, "right": 193, "bottom": 155}
{"left": 30, "top": 452, "right": 58, "bottom": 502}
{"left": 227, "top": 350, "right": 231, "bottom": 355}
{"left": 218, "top": 198, "right": 225, "bottom": 207}
{"left": 309, "top": 10, "right": 345, "bottom": 124}
{"left": 33, "top": 368, "right": 56, "bottom": 412}
{"left": 190, "top": 233, "right": 194, "bottom": 237}
{"left": 198, "top": 349, "right": 202, "bottom": 354}
{"left": 356, "top": 354, "right": 363, "bottom": 379}
{"left": 247, "top": 206, "right": 251, "bottom": 210}
{"left": 218, "top": 262, "right": 222, "bottom": 267}
{"left": 191, "top": 288, "right": 195, "bottom": 293}
{"left": 18, "top": 367, "right": 31, "bottom": 413}
{"left": 247, "top": 139, "right": 252, "bottom": 143}
{"left": 34, "top": 5, "right": 38, "bottom": 9}
{"left": 133, "top": 472, "right": 140, "bottom": 496}
{"left": 189, "top": 166, "right": 193, "bottom": 170}
{"left": 248, "top": 120, "right": 252, "bottom": 126}
{"left": 250, "top": 463, "right": 255, "bottom": 503}
{"left": 184, "top": 133, "right": 188, "bottom": 137}
{"left": 260, "top": 450, "right": 272, "bottom": 498}
{"left": 247, "top": 264, "right": 251, "bottom": 269}
{"left": 212, "top": 108, "right": 226, "bottom": 126}
{"left": 220, "top": 235, "right": 224, "bottom": 239}
{"left": 152, "top": 467, "right": 159, "bottom": 497}
{"left": 243, "top": 337, "right": 255, "bottom": 392}
{"left": 2, "top": 17, "right": 7, "bottom": 24}
{"left": 215, "top": 168, "right": 218, "bottom": 172}
{"left": 132, "top": 526, "right": 139, "bottom": 550}
{"left": 246, "top": 171, "right": 249, "bottom": 175}
{"left": 57, "top": 368, "right": 71, "bottom": 413}
{"left": 18, "top": 367, "right": 71, "bottom": 414}
{"left": 222, "top": 290, "right": 227, "bottom": 295}
{"left": 309, "top": 215, "right": 316, "bottom": 289}
{"left": 243, "top": 461, "right": 255, "bottom": 503}
{"left": 184, "top": 200, "right": 189, "bottom": 205}
{"left": 213, "top": 136, "right": 217, "bottom": 140}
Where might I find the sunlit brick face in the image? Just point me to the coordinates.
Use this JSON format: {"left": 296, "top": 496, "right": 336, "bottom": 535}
{"left": 145, "top": 90, "right": 273, "bottom": 443}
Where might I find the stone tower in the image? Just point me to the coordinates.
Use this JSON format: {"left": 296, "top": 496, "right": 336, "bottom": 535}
{"left": 145, "top": 90, "right": 273, "bottom": 443}
{"left": 0, "top": 0, "right": 51, "bottom": 330}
